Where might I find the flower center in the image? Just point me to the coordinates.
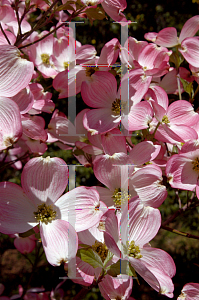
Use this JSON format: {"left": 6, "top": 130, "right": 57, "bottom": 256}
{"left": 3, "top": 136, "right": 15, "bottom": 148}
{"left": 162, "top": 115, "right": 170, "bottom": 124}
{"left": 79, "top": 136, "right": 89, "bottom": 143}
{"left": 92, "top": 241, "right": 108, "bottom": 262}
{"left": 192, "top": 157, "right": 199, "bottom": 171}
{"left": 34, "top": 203, "right": 57, "bottom": 225}
{"left": 178, "top": 291, "right": 186, "bottom": 299}
{"left": 85, "top": 66, "right": 99, "bottom": 77}
{"left": 127, "top": 240, "right": 142, "bottom": 259}
{"left": 111, "top": 99, "right": 126, "bottom": 115}
{"left": 112, "top": 188, "right": 131, "bottom": 208}
{"left": 41, "top": 53, "right": 50, "bottom": 65}
{"left": 63, "top": 61, "right": 69, "bottom": 70}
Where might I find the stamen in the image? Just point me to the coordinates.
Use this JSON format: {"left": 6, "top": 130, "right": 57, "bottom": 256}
{"left": 41, "top": 53, "right": 50, "bottom": 65}
{"left": 112, "top": 188, "right": 131, "bottom": 208}
{"left": 92, "top": 241, "right": 108, "bottom": 262}
{"left": 127, "top": 241, "right": 142, "bottom": 259}
{"left": 162, "top": 115, "right": 170, "bottom": 124}
{"left": 112, "top": 99, "right": 126, "bottom": 115}
{"left": 63, "top": 62, "right": 69, "bottom": 70}
{"left": 34, "top": 203, "right": 57, "bottom": 225}
{"left": 85, "top": 66, "right": 99, "bottom": 77}
{"left": 192, "top": 157, "right": 199, "bottom": 171}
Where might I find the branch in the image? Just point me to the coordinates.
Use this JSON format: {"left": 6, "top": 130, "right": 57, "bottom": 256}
{"left": 15, "top": 0, "right": 60, "bottom": 46}
{"left": 0, "top": 151, "right": 32, "bottom": 172}
{"left": 73, "top": 288, "right": 89, "bottom": 300}
{"left": 15, "top": 0, "right": 22, "bottom": 37}
{"left": 162, "top": 192, "right": 197, "bottom": 226}
{"left": 161, "top": 225, "right": 199, "bottom": 240}
{"left": 0, "top": 23, "right": 11, "bottom": 45}
{"left": 18, "top": 22, "right": 66, "bottom": 50}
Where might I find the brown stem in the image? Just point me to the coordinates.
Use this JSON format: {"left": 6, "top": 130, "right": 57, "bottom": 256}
{"left": 0, "top": 23, "right": 11, "bottom": 44}
{"left": 17, "top": 3, "right": 87, "bottom": 49}
{"left": 15, "top": 0, "right": 22, "bottom": 37}
{"left": 161, "top": 225, "right": 199, "bottom": 240}
{"left": 162, "top": 193, "right": 197, "bottom": 226}
{"left": 0, "top": 151, "right": 32, "bottom": 172}
{"left": 73, "top": 288, "right": 89, "bottom": 300}
{"left": 15, "top": 0, "right": 60, "bottom": 47}
{"left": 18, "top": 22, "right": 66, "bottom": 49}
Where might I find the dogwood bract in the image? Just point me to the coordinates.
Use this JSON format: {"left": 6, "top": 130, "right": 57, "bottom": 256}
{"left": 0, "top": 156, "right": 107, "bottom": 266}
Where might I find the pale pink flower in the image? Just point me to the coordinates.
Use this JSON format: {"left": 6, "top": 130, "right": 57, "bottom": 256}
{"left": 150, "top": 100, "right": 199, "bottom": 144}
{"left": 178, "top": 283, "right": 199, "bottom": 300}
{"left": 28, "top": 83, "right": 54, "bottom": 115}
{"left": 0, "top": 97, "right": 22, "bottom": 150}
{"left": 98, "top": 274, "right": 133, "bottom": 300}
{"left": 166, "top": 149, "right": 199, "bottom": 195}
{"left": 28, "top": 34, "right": 58, "bottom": 78}
{"left": 101, "top": 0, "right": 127, "bottom": 22}
{"left": 144, "top": 15, "right": 199, "bottom": 67}
{"left": 11, "top": 87, "right": 34, "bottom": 114}
{"left": 0, "top": 0, "right": 15, "bottom": 23}
{"left": 0, "top": 157, "right": 107, "bottom": 265}
{"left": 53, "top": 38, "right": 119, "bottom": 98}
{"left": 104, "top": 198, "right": 176, "bottom": 297}
{"left": 93, "top": 153, "right": 167, "bottom": 209}
{"left": 14, "top": 234, "right": 36, "bottom": 254}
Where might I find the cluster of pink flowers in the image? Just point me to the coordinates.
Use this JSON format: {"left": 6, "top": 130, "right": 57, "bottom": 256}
{"left": 1, "top": 0, "right": 199, "bottom": 299}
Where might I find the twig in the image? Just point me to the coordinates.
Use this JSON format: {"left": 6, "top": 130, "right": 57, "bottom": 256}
{"left": 73, "top": 288, "right": 89, "bottom": 300}
{"left": 15, "top": 0, "right": 60, "bottom": 46}
{"left": 0, "top": 23, "right": 11, "bottom": 44}
{"left": 177, "top": 74, "right": 182, "bottom": 100}
{"left": 19, "top": 22, "right": 66, "bottom": 49}
{"left": 163, "top": 193, "right": 197, "bottom": 226}
{"left": 15, "top": 0, "right": 22, "bottom": 37}
{"left": 161, "top": 225, "right": 199, "bottom": 240}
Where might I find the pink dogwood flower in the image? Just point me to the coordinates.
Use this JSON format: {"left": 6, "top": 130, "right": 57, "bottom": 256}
{"left": 0, "top": 97, "right": 22, "bottom": 150}
{"left": 166, "top": 149, "right": 199, "bottom": 198}
{"left": 150, "top": 100, "right": 198, "bottom": 144}
{"left": 144, "top": 15, "right": 199, "bottom": 67}
{"left": 0, "top": 157, "right": 107, "bottom": 265}
{"left": 178, "top": 283, "right": 199, "bottom": 300}
{"left": 104, "top": 198, "right": 176, "bottom": 297}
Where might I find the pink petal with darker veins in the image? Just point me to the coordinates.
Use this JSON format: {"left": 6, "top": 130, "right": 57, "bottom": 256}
{"left": 81, "top": 71, "right": 117, "bottom": 108}
{"left": 40, "top": 219, "right": 78, "bottom": 266}
{"left": 0, "top": 182, "right": 37, "bottom": 234}
{"left": 180, "top": 37, "right": 199, "bottom": 67}
{"left": 0, "top": 45, "right": 34, "bottom": 97}
{"left": 145, "top": 27, "right": 178, "bottom": 47}
{"left": 56, "top": 186, "right": 108, "bottom": 232}
{"left": 21, "top": 156, "right": 68, "bottom": 206}
{"left": 0, "top": 97, "right": 22, "bottom": 151}
{"left": 179, "top": 15, "right": 199, "bottom": 43}
{"left": 83, "top": 108, "right": 120, "bottom": 135}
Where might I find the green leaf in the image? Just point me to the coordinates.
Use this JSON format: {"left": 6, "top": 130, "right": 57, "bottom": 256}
{"left": 106, "top": 260, "right": 130, "bottom": 277}
{"left": 73, "top": 149, "right": 84, "bottom": 156}
{"left": 103, "top": 251, "right": 114, "bottom": 268}
{"left": 56, "top": 3, "right": 76, "bottom": 12}
{"left": 25, "top": 0, "right": 30, "bottom": 9}
{"left": 128, "top": 263, "right": 137, "bottom": 277}
{"left": 42, "top": 0, "right": 52, "bottom": 6}
{"left": 169, "top": 51, "right": 184, "bottom": 69}
{"left": 85, "top": 6, "right": 106, "bottom": 24}
{"left": 78, "top": 244, "right": 92, "bottom": 248}
{"left": 77, "top": 248, "right": 104, "bottom": 268}
{"left": 19, "top": 228, "right": 36, "bottom": 238}
{"left": 180, "top": 78, "right": 194, "bottom": 99}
